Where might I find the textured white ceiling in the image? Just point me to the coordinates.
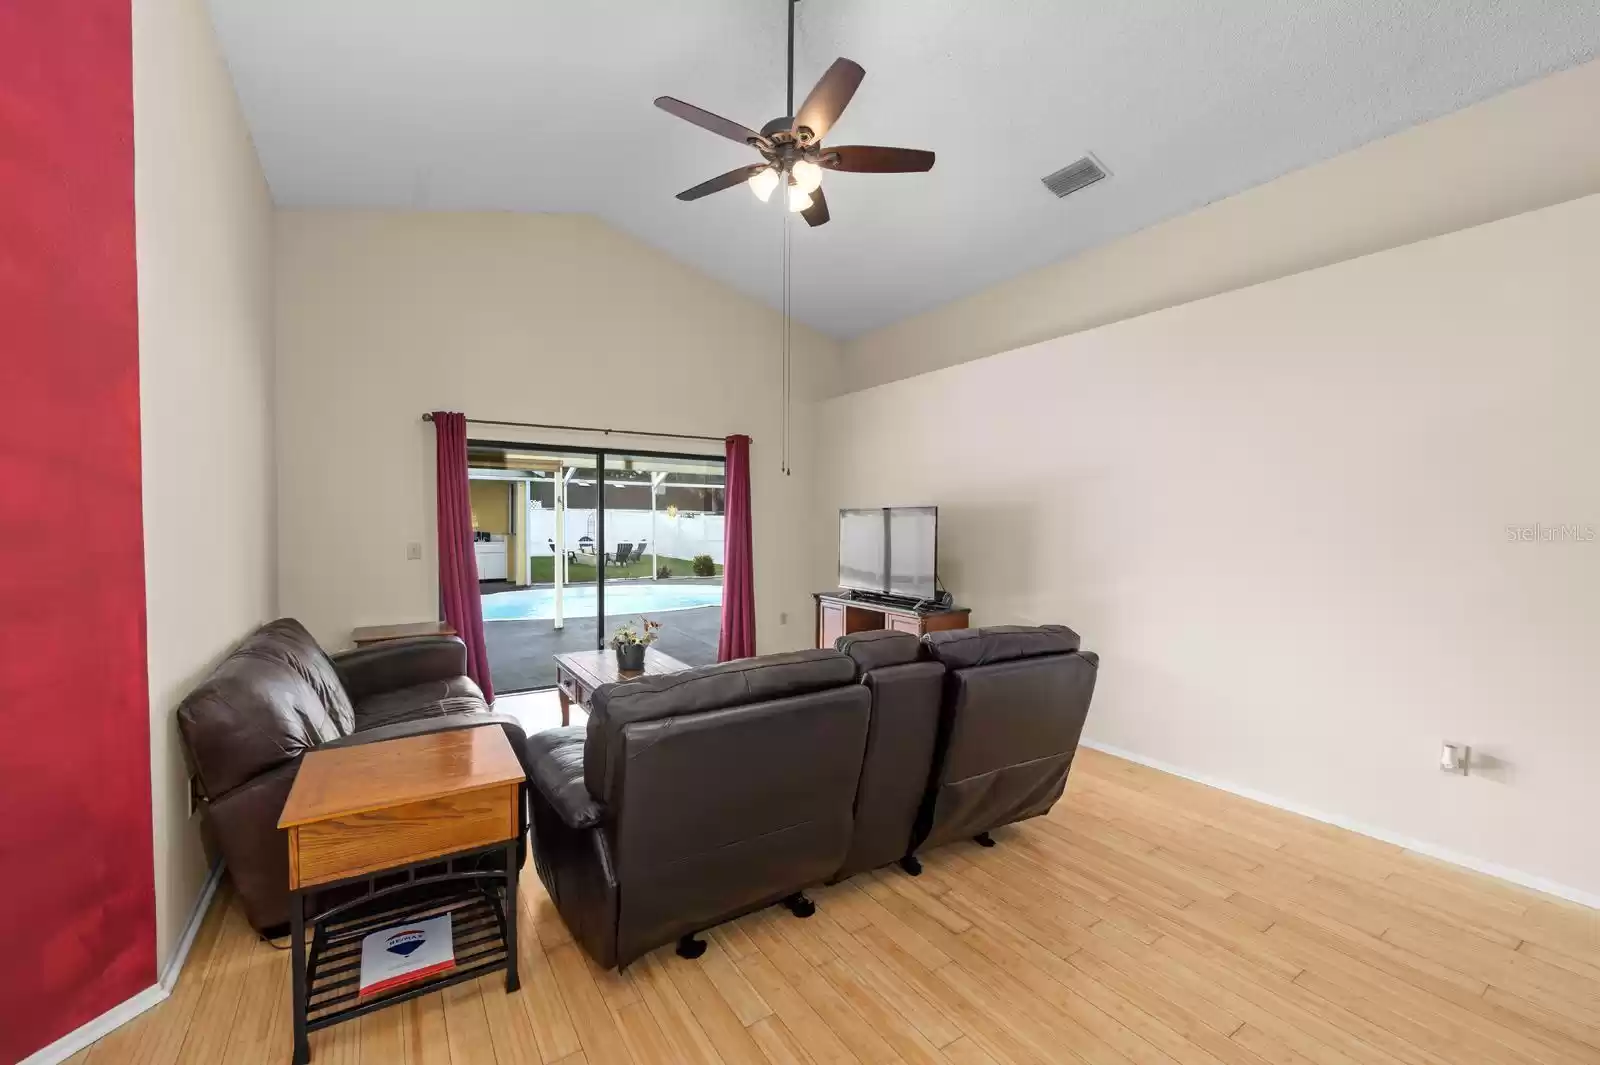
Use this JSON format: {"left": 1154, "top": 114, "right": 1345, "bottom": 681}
{"left": 209, "top": 1, "right": 1599, "bottom": 338}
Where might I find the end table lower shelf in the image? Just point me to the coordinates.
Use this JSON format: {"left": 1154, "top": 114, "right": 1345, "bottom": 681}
{"left": 296, "top": 845, "right": 519, "bottom": 1050}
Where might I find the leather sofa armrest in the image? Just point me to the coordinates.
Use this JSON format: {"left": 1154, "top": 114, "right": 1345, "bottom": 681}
{"left": 331, "top": 636, "right": 469, "bottom": 701}
{"left": 525, "top": 726, "right": 604, "bottom": 829}
{"left": 206, "top": 760, "right": 299, "bottom": 932}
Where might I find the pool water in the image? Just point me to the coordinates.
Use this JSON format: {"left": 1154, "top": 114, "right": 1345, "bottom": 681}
{"left": 482, "top": 582, "right": 723, "bottom": 622}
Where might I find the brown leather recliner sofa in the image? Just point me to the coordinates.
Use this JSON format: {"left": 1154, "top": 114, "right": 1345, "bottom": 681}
{"left": 908, "top": 624, "right": 1099, "bottom": 866}
{"left": 176, "top": 618, "right": 528, "bottom": 934}
{"left": 524, "top": 624, "right": 1097, "bottom": 969}
{"left": 525, "top": 649, "right": 872, "bottom": 969}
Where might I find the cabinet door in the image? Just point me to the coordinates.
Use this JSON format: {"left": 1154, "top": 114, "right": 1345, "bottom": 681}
{"left": 888, "top": 614, "right": 923, "bottom": 636}
{"left": 819, "top": 602, "right": 846, "bottom": 649}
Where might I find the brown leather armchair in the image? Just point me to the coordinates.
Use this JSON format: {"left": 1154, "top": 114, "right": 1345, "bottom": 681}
{"left": 176, "top": 619, "right": 527, "bottom": 934}
{"left": 911, "top": 625, "right": 1099, "bottom": 858}
{"left": 524, "top": 649, "right": 870, "bottom": 969}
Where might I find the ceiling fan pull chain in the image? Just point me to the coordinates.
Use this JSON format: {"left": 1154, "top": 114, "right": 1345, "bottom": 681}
{"left": 787, "top": 0, "right": 796, "bottom": 120}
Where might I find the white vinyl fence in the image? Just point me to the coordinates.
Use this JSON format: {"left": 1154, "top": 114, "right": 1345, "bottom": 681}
{"left": 527, "top": 506, "right": 724, "bottom": 564}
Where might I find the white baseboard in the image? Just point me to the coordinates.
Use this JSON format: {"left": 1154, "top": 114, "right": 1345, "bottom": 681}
{"left": 1079, "top": 740, "right": 1600, "bottom": 911}
{"left": 18, "top": 863, "right": 225, "bottom": 1065}
{"left": 160, "top": 862, "right": 225, "bottom": 993}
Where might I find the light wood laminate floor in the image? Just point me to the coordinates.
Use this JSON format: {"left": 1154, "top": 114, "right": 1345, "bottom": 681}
{"left": 69, "top": 746, "right": 1600, "bottom": 1065}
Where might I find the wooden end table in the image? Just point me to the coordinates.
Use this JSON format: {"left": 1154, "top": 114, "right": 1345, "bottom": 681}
{"left": 553, "top": 647, "right": 690, "bottom": 726}
{"left": 277, "top": 726, "right": 525, "bottom": 1064}
{"left": 350, "top": 620, "right": 457, "bottom": 647}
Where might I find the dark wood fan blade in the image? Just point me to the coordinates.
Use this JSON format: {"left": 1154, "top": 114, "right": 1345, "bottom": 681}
{"left": 792, "top": 59, "right": 865, "bottom": 142}
{"left": 822, "top": 146, "right": 935, "bottom": 173}
{"left": 677, "top": 164, "right": 771, "bottom": 201}
{"left": 801, "top": 186, "right": 830, "bottom": 227}
{"left": 654, "top": 97, "right": 767, "bottom": 147}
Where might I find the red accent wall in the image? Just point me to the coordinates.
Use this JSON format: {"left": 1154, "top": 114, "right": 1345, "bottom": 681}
{"left": 0, "top": 1, "right": 156, "bottom": 1059}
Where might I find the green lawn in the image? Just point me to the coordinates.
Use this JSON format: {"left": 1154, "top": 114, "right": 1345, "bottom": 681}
{"left": 527, "top": 554, "right": 722, "bottom": 583}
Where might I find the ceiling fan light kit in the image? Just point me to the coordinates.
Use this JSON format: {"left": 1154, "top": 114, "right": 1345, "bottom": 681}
{"left": 650, "top": 0, "right": 938, "bottom": 476}
{"left": 652, "top": 0, "right": 935, "bottom": 229}
{"left": 748, "top": 166, "right": 780, "bottom": 201}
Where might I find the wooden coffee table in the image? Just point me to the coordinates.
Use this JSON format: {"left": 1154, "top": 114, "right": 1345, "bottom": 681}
{"left": 553, "top": 647, "right": 690, "bottom": 726}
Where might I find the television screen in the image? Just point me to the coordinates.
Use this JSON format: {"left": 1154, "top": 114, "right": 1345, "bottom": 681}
{"left": 838, "top": 509, "right": 887, "bottom": 592}
{"left": 888, "top": 506, "right": 938, "bottom": 599}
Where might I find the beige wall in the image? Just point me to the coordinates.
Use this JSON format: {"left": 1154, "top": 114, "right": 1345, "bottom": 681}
{"left": 135, "top": 0, "right": 277, "bottom": 966}
{"left": 818, "top": 193, "right": 1600, "bottom": 899}
{"left": 843, "top": 58, "right": 1600, "bottom": 394}
{"left": 274, "top": 211, "right": 839, "bottom": 653}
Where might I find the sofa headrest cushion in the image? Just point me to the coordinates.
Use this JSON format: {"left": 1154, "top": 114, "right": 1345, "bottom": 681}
{"left": 236, "top": 618, "right": 356, "bottom": 735}
{"left": 585, "top": 648, "right": 857, "bottom": 801}
{"left": 836, "top": 629, "right": 926, "bottom": 673}
{"left": 592, "top": 649, "right": 855, "bottom": 724}
{"left": 924, "top": 625, "right": 1081, "bottom": 670}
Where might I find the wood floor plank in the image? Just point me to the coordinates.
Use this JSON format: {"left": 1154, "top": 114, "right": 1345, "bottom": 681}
{"left": 63, "top": 753, "right": 1596, "bottom": 1065}
{"left": 818, "top": 956, "right": 951, "bottom": 1065}
{"left": 405, "top": 994, "right": 454, "bottom": 1065}
{"left": 479, "top": 972, "right": 544, "bottom": 1064}
{"left": 735, "top": 949, "right": 861, "bottom": 1065}
{"left": 699, "top": 940, "right": 775, "bottom": 1027}
{"left": 629, "top": 949, "right": 730, "bottom": 1065}
{"left": 748, "top": 1015, "right": 813, "bottom": 1065}
{"left": 794, "top": 965, "right": 902, "bottom": 1065}
{"left": 440, "top": 977, "right": 498, "bottom": 1064}
{"left": 808, "top": 909, "right": 967, "bottom": 1049}
{"left": 657, "top": 953, "right": 769, "bottom": 1065}
{"left": 514, "top": 911, "right": 584, "bottom": 1063}
{"left": 941, "top": 1037, "right": 1004, "bottom": 1065}
{"left": 547, "top": 942, "right": 637, "bottom": 1064}
{"left": 614, "top": 999, "right": 682, "bottom": 1065}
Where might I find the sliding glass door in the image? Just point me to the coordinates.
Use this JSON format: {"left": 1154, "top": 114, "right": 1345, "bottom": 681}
{"left": 469, "top": 444, "right": 600, "bottom": 692}
{"left": 469, "top": 440, "right": 725, "bottom": 693}
{"left": 601, "top": 451, "right": 726, "bottom": 669}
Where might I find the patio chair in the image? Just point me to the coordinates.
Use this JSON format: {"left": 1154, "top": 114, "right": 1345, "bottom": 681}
{"left": 609, "top": 543, "right": 634, "bottom": 568}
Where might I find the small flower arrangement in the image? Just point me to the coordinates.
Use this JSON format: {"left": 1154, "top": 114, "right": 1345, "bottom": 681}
{"left": 610, "top": 617, "right": 660, "bottom": 670}
{"left": 609, "top": 617, "right": 661, "bottom": 649}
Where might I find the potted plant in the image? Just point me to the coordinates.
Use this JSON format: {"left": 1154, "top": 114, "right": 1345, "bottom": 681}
{"left": 609, "top": 616, "right": 660, "bottom": 671}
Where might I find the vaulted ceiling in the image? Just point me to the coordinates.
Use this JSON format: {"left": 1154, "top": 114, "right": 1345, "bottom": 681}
{"left": 209, "top": 1, "right": 1599, "bottom": 338}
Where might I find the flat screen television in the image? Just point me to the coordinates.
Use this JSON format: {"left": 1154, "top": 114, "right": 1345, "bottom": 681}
{"left": 838, "top": 506, "right": 938, "bottom": 601}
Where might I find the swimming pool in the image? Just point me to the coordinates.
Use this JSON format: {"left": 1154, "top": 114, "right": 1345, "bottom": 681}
{"left": 482, "top": 582, "right": 723, "bottom": 622}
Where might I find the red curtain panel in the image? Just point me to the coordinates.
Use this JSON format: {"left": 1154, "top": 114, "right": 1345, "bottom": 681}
{"left": 431, "top": 412, "right": 496, "bottom": 703}
{"left": 0, "top": 1, "right": 156, "bottom": 1060}
{"left": 718, "top": 434, "right": 756, "bottom": 660}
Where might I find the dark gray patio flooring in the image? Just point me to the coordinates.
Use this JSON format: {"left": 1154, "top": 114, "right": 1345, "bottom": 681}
{"left": 483, "top": 604, "right": 722, "bottom": 694}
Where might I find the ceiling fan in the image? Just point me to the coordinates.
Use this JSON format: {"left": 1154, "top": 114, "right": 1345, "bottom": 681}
{"left": 653, "top": 0, "right": 935, "bottom": 228}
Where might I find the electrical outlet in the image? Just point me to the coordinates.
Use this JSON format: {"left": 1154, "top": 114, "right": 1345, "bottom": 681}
{"left": 406, "top": 541, "right": 422, "bottom": 561}
{"left": 1440, "top": 742, "right": 1471, "bottom": 776}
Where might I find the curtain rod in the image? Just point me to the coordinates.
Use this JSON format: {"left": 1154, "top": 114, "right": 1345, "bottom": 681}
{"left": 421, "top": 413, "right": 726, "bottom": 445}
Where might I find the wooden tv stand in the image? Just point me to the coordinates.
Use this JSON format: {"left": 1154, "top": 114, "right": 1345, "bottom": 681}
{"left": 814, "top": 591, "right": 970, "bottom": 649}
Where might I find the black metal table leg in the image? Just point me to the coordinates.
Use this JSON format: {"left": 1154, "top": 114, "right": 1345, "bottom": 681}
{"left": 290, "top": 889, "right": 310, "bottom": 1065}
{"left": 504, "top": 841, "right": 520, "bottom": 993}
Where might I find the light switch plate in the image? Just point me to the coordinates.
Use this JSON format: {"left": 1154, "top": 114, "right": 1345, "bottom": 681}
{"left": 406, "top": 541, "right": 422, "bottom": 561}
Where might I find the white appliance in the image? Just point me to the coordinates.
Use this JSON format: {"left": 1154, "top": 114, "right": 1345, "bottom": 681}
{"left": 474, "top": 537, "right": 508, "bottom": 581}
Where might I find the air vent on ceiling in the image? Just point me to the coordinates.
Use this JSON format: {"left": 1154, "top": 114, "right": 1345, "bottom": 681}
{"left": 1041, "top": 155, "right": 1109, "bottom": 199}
